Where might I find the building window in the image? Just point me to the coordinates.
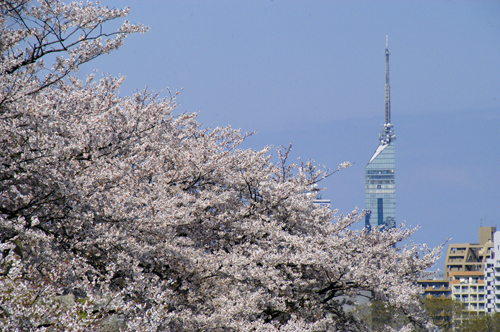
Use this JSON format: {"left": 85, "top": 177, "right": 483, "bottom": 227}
{"left": 377, "top": 198, "right": 383, "bottom": 226}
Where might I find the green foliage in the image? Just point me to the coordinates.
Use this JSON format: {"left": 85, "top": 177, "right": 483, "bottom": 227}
{"left": 351, "top": 300, "right": 411, "bottom": 331}
{"left": 422, "top": 296, "right": 464, "bottom": 331}
{"left": 77, "top": 311, "right": 88, "bottom": 319}
{"left": 421, "top": 297, "right": 500, "bottom": 332}
{"left": 371, "top": 300, "right": 397, "bottom": 329}
{"left": 455, "top": 312, "right": 500, "bottom": 332}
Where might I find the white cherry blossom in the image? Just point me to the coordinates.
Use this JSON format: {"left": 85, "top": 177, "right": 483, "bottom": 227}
{"left": 0, "top": 1, "right": 442, "bottom": 331}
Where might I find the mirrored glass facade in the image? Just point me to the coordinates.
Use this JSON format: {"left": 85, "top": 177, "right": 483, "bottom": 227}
{"left": 364, "top": 140, "right": 395, "bottom": 230}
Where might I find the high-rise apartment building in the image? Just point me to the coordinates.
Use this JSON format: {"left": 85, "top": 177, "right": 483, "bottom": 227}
{"left": 364, "top": 35, "right": 396, "bottom": 231}
{"left": 440, "top": 226, "right": 495, "bottom": 318}
{"left": 450, "top": 271, "right": 487, "bottom": 313}
{"left": 417, "top": 273, "right": 451, "bottom": 299}
{"left": 444, "top": 226, "right": 495, "bottom": 281}
{"left": 485, "top": 231, "right": 500, "bottom": 313}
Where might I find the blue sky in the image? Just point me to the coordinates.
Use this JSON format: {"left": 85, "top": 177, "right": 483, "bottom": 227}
{"left": 80, "top": 0, "right": 500, "bottom": 271}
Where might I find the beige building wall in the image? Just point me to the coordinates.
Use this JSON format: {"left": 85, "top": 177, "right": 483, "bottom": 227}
{"left": 449, "top": 271, "right": 486, "bottom": 313}
{"left": 444, "top": 227, "right": 495, "bottom": 281}
{"left": 479, "top": 227, "right": 495, "bottom": 246}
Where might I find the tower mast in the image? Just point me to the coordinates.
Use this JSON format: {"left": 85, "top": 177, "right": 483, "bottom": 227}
{"left": 384, "top": 34, "right": 390, "bottom": 125}
{"left": 380, "top": 34, "right": 395, "bottom": 144}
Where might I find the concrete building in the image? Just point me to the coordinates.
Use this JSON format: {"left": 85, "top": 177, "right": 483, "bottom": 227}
{"left": 449, "top": 271, "right": 487, "bottom": 313}
{"left": 485, "top": 231, "right": 500, "bottom": 313}
{"left": 313, "top": 196, "right": 331, "bottom": 208}
{"left": 309, "top": 184, "right": 331, "bottom": 208}
{"left": 417, "top": 272, "right": 451, "bottom": 298}
{"left": 444, "top": 226, "right": 495, "bottom": 281}
{"left": 364, "top": 35, "right": 396, "bottom": 231}
{"left": 419, "top": 226, "right": 497, "bottom": 326}
{"left": 418, "top": 279, "right": 451, "bottom": 299}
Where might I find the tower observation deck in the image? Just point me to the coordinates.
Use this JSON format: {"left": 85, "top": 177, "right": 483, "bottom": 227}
{"left": 364, "top": 35, "right": 396, "bottom": 231}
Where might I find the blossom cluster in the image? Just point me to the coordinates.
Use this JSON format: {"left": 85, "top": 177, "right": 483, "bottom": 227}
{"left": 0, "top": 1, "right": 441, "bottom": 331}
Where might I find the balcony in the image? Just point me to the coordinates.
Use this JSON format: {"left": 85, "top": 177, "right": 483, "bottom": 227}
{"left": 424, "top": 286, "right": 449, "bottom": 292}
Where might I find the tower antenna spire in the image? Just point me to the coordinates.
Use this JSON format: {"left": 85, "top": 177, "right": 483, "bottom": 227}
{"left": 384, "top": 34, "right": 390, "bottom": 125}
{"left": 380, "top": 34, "right": 395, "bottom": 144}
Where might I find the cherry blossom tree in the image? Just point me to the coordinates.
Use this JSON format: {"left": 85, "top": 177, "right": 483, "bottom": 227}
{"left": 1, "top": 1, "right": 442, "bottom": 331}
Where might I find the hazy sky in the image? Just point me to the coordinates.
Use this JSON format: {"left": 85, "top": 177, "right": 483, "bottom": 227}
{"left": 80, "top": 0, "right": 500, "bottom": 271}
